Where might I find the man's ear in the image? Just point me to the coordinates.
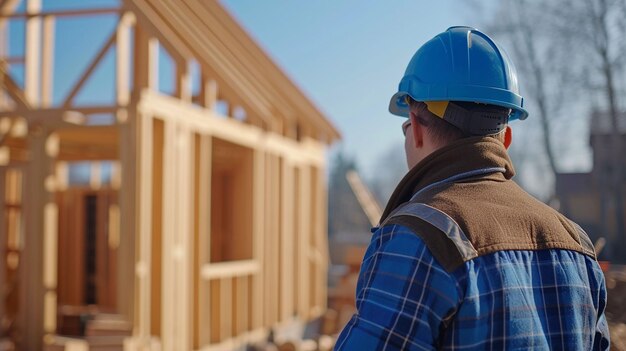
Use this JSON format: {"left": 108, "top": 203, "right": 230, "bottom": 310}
{"left": 409, "top": 111, "right": 423, "bottom": 148}
{"left": 504, "top": 126, "right": 512, "bottom": 149}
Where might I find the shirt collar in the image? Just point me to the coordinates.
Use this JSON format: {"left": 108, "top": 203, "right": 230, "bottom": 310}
{"left": 379, "top": 137, "right": 515, "bottom": 224}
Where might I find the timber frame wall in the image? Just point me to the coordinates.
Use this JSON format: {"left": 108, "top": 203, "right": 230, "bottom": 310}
{"left": 0, "top": 1, "right": 339, "bottom": 350}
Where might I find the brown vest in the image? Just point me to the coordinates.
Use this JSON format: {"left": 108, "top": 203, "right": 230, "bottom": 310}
{"left": 378, "top": 137, "right": 596, "bottom": 272}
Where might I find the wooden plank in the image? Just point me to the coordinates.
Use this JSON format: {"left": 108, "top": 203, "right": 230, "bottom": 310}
{"left": 176, "top": 60, "right": 192, "bottom": 103}
{"left": 19, "top": 125, "right": 48, "bottom": 351}
{"left": 133, "top": 25, "right": 158, "bottom": 92}
{"left": 135, "top": 111, "right": 154, "bottom": 339}
{"left": 195, "top": 1, "right": 341, "bottom": 141}
{"left": 174, "top": 124, "right": 193, "bottom": 351}
{"left": 193, "top": 133, "right": 211, "bottom": 348}
{"left": 137, "top": 91, "right": 327, "bottom": 166}
{"left": 0, "top": 7, "right": 120, "bottom": 19}
{"left": 116, "top": 12, "right": 134, "bottom": 107}
{"left": 313, "top": 166, "right": 329, "bottom": 311}
{"left": 251, "top": 148, "right": 265, "bottom": 330}
{"left": 209, "top": 279, "right": 220, "bottom": 343}
{"left": 24, "top": 0, "right": 42, "bottom": 107}
{"left": 117, "top": 109, "right": 136, "bottom": 323}
{"left": 0, "top": 169, "right": 6, "bottom": 325}
{"left": 298, "top": 166, "right": 311, "bottom": 318}
{"left": 199, "top": 77, "right": 217, "bottom": 110}
{"left": 43, "top": 202, "right": 58, "bottom": 333}
{"left": 279, "top": 160, "right": 294, "bottom": 321}
{"left": 135, "top": 0, "right": 275, "bottom": 124}
{"left": 158, "top": 118, "right": 174, "bottom": 350}
{"left": 0, "top": 63, "right": 31, "bottom": 110}
{"left": 200, "top": 260, "right": 259, "bottom": 280}
{"left": 220, "top": 278, "right": 233, "bottom": 342}
{"left": 199, "top": 134, "right": 212, "bottom": 345}
{"left": 41, "top": 15, "right": 54, "bottom": 108}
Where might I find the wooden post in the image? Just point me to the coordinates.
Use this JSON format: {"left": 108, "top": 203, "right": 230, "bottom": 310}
{"left": 251, "top": 148, "right": 265, "bottom": 330}
{"left": 136, "top": 111, "right": 154, "bottom": 344}
{"left": 175, "top": 125, "right": 193, "bottom": 350}
{"left": 0, "top": 168, "right": 6, "bottom": 331}
{"left": 116, "top": 11, "right": 135, "bottom": 326}
{"left": 41, "top": 15, "right": 54, "bottom": 108}
{"left": 176, "top": 60, "right": 192, "bottom": 103}
{"left": 24, "top": 0, "right": 42, "bottom": 107}
{"left": 159, "top": 119, "right": 174, "bottom": 350}
{"left": 280, "top": 160, "right": 294, "bottom": 321}
{"left": 19, "top": 125, "right": 56, "bottom": 351}
{"left": 134, "top": 26, "right": 159, "bottom": 92}
{"left": 200, "top": 77, "right": 217, "bottom": 110}
{"left": 195, "top": 133, "right": 212, "bottom": 347}
{"left": 298, "top": 165, "right": 311, "bottom": 318}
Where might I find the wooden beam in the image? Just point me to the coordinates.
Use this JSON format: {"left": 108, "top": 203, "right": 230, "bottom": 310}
{"left": 199, "top": 77, "right": 217, "bottom": 110}
{"left": 1, "top": 59, "right": 32, "bottom": 110}
{"left": 195, "top": 133, "right": 212, "bottom": 346}
{"left": 0, "top": 105, "right": 119, "bottom": 123}
{"left": 62, "top": 31, "right": 116, "bottom": 107}
{"left": 280, "top": 160, "right": 294, "bottom": 322}
{"left": 136, "top": 90, "right": 326, "bottom": 166}
{"left": 19, "top": 124, "right": 54, "bottom": 351}
{"left": 136, "top": 111, "right": 154, "bottom": 340}
{"left": 173, "top": 125, "right": 193, "bottom": 350}
{"left": 133, "top": 25, "right": 158, "bottom": 92}
{"left": 0, "top": 169, "right": 6, "bottom": 328}
{"left": 41, "top": 15, "right": 54, "bottom": 108}
{"left": 0, "top": 7, "right": 121, "bottom": 19}
{"left": 195, "top": 1, "right": 341, "bottom": 142}
{"left": 251, "top": 148, "right": 265, "bottom": 330}
{"left": 24, "top": 0, "right": 41, "bottom": 107}
{"left": 116, "top": 12, "right": 134, "bottom": 107}
{"left": 117, "top": 105, "right": 137, "bottom": 327}
{"left": 176, "top": 60, "right": 192, "bottom": 103}
{"left": 200, "top": 260, "right": 259, "bottom": 280}
{"left": 132, "top": 0, "right": 275, "bottom": 124}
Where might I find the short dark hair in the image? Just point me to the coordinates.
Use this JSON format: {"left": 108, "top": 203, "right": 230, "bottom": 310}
{"left": 407, "top": 98, "right": 508, "bottom": 145}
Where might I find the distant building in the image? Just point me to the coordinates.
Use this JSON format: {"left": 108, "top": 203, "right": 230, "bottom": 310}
{"left": 556, "top": 111, "right": 626, "bottom": 262}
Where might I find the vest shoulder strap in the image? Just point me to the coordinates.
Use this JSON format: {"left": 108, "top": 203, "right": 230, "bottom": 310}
{"left": 382, "top": 202, "right": 598, "bottom": 272}
{"left": 382, "top": 202, "right": 478, "bottom": 272}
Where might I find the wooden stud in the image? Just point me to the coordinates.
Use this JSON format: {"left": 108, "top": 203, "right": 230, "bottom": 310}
{"left": 200, "top": 77, "right": 218, "bottom": 110}
{"left": 24, "top": 0, "right": 42, "bottom": 107}
{"left": 136, "top": 111, "right": 154, "bottom": 342}
{"left": 299, "top": 165, "right": 312, "bottom": 318}
{"left": 176, "top": 60, "right": 192, "bottom": 103}
{"left": 159, "top": 118, "right": 174, "bottom": 349}
{"left": 116, "top": 12, "right": 134, "bottom": 107}
{"left": 0, "top": 7, "right": 120, "bottom": 19}
{"left": 193, "top": 133, "right": 211, "bottom": 348}
{"left": 220, "top": 278, "right": 233, "bottom": 342}
{"left": 133, "top": 25, "right": 159, "bottom": 92}
{"left": 41, "top": 15, "right": 54, "bottom": 108}
{"left": 251, "top": 148, "right": 265, "bottom": 330}
{"left": 19, "top": 125, "right": 51, "bottom": 351}
{"left": 0, "top": 169, "right": 6, "bottom": 326}
{"left": 280, "top": 160, "right": 294, "bottom": 322}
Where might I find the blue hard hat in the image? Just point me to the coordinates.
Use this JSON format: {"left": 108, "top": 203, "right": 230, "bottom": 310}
{"left": 389, "top": 26, "right": 528, "bottom": 121}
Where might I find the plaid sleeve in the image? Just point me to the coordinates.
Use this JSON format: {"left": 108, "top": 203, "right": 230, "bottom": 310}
{"left": 594, "top": 272, "right": 610, "bottom": 350}
{"left": 335, "top": 224, "right": 462, "bottom": 351}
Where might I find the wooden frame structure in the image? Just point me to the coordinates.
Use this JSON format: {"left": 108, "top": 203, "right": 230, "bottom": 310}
{"left": 0, "top": 1, "right": 340, "bottom": 350}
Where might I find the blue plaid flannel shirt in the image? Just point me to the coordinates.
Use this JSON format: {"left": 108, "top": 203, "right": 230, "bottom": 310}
{"left": 335, "top": 223, "right": 610, "bottom": 350}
